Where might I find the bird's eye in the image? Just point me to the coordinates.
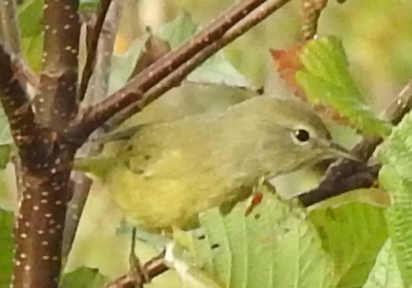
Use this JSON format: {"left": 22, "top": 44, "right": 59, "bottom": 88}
{"left": 293, "top": 129, "right": 310, "bottom": 143}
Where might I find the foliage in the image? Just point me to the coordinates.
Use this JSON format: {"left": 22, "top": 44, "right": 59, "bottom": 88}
{"left": 18, "top": 0, "right": 44, "bottom": 71}
{"left": 310, "top": 202, "right": 387, "bottom": 288}
{"left": 378, "top": 109, "right": 412, "bottom": 286}
{"left": 184, "top": 185, "right": 334, "bottom": 288}
{"left": 1, "top": 1, "right": 412, "bottom": 288}
{"left": 60, "top": 267, "right": 109, "bottom": 288}
{"left": 296, "top": 36, "right": 392, "bottom": 137}
{"left": 0, "top": 209, "right": 14, "bottom": 288}
{"left": 363, "top": 240, "right": 404, "bottom": 288}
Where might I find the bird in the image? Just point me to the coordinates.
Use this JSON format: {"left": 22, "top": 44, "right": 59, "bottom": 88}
{"left": 76, "top": 95, "right": 354, "bottom": 231}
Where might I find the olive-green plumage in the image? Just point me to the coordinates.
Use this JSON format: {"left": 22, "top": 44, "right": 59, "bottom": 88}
{"left": 79, "top": 96, "right": 351, "bottom": 231}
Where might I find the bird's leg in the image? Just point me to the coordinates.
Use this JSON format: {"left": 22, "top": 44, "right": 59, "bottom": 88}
{"left": 128, "top": 227, "right": 151, "bottom": 287}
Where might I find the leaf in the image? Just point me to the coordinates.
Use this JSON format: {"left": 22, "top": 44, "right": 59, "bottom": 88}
{"left": 310, "top": 202, "right": 388, "bottom": 288}
{"left": 18, "top": 0, "right": 44, "bottom": 72}
{"left": 60, "top": 267, "right": 110, "bottom": 288}
{"left": 108, "top": 12, "right": 254, "bottom": 95}
{"left": 156, "top": 12, "right": 254, "bottom": 89}
{"left": 0, "top": 145, "right": 11, "bottom": 170}
{"left": 18, "top": 0, "right": 44, "bottom": 38}
{"left": 0, "top": 209, "right": 14, "bottom": 287}
{"left": 0, "top": 106, "right": 12, "bottom": 146}
{"left": 21, "top": 33, "right": 44, "bottom": 72}
{"left": 80, "top": 0, "right": 99, "bottom": 11}
{"left": 377, "top": 109, "right": 412, "bottom": 286}
{"left": 363, "top": 240, "right": 404, "bottom": 288}
{"left": 156, "top": 11, "right": 197, "bottom": 49}
{"left": 379, "top": 110, "right": 412, "bottom": 182}
{"left": 379, "top": 166, "right": 412, "bottom": 287}
{"left": 296, "top": 36, "right": 392, "bottom": 137}
{"left": 0, "top": 106, "right": 12, "bottom": 169}
{"left": 270, "top": 44, "right": 351, "bottom": 126}
{"left": 270, "top": 44, "right": 305, "bottom": 98}
{"left": 186, "top": 185, "right": 333, "bottom": 288}
{"left": 108, "top": 39, "right": 144, "bottom": 94}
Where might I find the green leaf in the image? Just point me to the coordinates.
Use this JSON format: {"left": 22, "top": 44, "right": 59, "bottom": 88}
{"left": 0, "top": 106, "right": 12, "bottom": 169}
{"left": 377, "top": 109, "right": 412, "bottom": 286}
{"left": 379, "top": 110, "right": 412, "bottom": 182}
{"left": 156, "top": 11, "right": 197, "bottom": 49}
{"left": 296, "top": 36, "right": 392, "bottom": 137}
{"left": 379, "top": 166, "right": 412, "bottom": 287}
{"left": 186, "top": 185, "right": 333, "bottom": 288}
{"left": 0, "top": 145, "right": 11, "bottom": 170}
{"left": 60, "top": 267, "right": 110, "bottom": 288}
{"left": 18, "top": 0, "right": 44, "bottom": 72}
{"left": 156, "top": 12, "right": 253, "bottom": 88}
{"left": 18, "top": 0, "right": 44, "bottom": 38}
{"left": 21, "top": 34, "right": 44, "bottom": 72}
{"left": 80, "top": 0, "right": 99, "bottom": 11}
{"left": 108, "top": 12, "right": 253, "bottom": 95}
{"left": 0, "top": 209, "right": 14, "bottom": 287}
{"left": 310, "top": 202, "right": 388, "bottom": 288}
{"left": 0, "top": 105, "right": 12, "bottom": 145}
{"left": 109, "top": 40, "right": 144, "bottom": 94}
{"left": 363, "top": 240, "right": 404, "bottom": 288}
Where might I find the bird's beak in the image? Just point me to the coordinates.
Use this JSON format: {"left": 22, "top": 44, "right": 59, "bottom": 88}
{"left": 327, "top": 141, "right": 361, "bottom": 162}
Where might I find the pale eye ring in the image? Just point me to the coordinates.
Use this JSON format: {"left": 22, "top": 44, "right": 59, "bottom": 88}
{"left": 293, "top": 129, "right": 310, "bottom": 143}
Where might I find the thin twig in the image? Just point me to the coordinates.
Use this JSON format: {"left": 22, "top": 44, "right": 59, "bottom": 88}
{"left": 104, "top": 253, "right": 168, "bottom": 288}
{"left": 78, "top": 0, "right": 113, "bottom": 101}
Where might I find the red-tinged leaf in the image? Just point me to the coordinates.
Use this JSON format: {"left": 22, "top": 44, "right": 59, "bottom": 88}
{"left": 270, "top": 45, "right": 305, "bottom": 98}
{"left": 270, "top": 44, "right": 351, "bottom": 126}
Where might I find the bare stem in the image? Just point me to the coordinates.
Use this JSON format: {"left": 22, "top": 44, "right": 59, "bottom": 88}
{"left": 78, "top": 0, "right": 113, "bottom": 101}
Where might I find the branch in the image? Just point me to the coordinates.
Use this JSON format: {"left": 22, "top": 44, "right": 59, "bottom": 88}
{"left": 78, "top": 0, "right": 112, "bottom": 102}
{"left": 104, "top": 254, "right": 168, "bottom": 288}
{"left": 68, "top": 0, "right": 292, "bottom": 143}
{"left": 299, "top": 79, "right": 412, "bottom": 207}
{"left": 33, "top": 0, "right": 81, "bottom": 127}
{"left": 0, "top": 44, "right": 71, "bottom": 288}
{"left": 0, "top": 45, "right": 37, "bottom": 149}
{"left": 11, "top": 1, "right": 82, "bottom": 288}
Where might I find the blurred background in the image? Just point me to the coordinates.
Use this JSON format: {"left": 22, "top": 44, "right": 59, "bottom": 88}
{"left": 2, "top": 0, "right": 412, "bottom": 287}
